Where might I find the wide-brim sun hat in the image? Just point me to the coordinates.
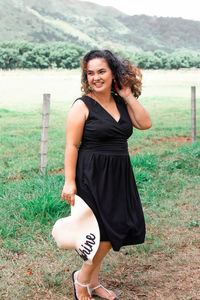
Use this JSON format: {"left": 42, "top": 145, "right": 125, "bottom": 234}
{"left": 52, "top": 195, "right": 100, "bottom": 265}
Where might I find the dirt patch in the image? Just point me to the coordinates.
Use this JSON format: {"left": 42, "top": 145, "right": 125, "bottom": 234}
{"left": 104, "top": 227, "right": 200, "bottom": 299}
{"left": 129, "top": 136, "right": 191, "bottom": 154}
{"left": 153, "top": 136, "right": 191, "bottom": 144}
{"left": 47, "top": 169, "right": 64, "bottom": 176}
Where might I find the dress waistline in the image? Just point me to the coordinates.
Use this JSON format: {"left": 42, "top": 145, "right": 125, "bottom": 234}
{"left": 79, "top": 140, "right": 129, "bottom": 155}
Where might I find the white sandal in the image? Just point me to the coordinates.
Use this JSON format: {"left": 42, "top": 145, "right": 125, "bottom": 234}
{"left": 90, "top": 284, "right": 119, "bottom": 299}
{"left": 72, "top": 270, "right": 92, "bottom": 299}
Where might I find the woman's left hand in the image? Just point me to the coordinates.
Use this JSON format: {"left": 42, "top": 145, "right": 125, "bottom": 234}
{"left": 115, "top": 84, "right": 134, "bottom": 103}
{"left": 115, "top": 83, "right": 152, "bottom": 130}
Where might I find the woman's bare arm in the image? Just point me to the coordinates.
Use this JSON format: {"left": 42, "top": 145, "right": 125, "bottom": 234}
{"left": 61, "top": 100, "right": 88, "bottom": 206}
{"left": 126, "top": 95, "right": 152, "bottom": 130}
{"left": 116, "top": 86, "right": 152, "bottom": 130}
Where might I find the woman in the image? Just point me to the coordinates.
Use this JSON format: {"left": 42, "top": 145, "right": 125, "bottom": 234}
{"left": 61, "top": 50, "right": 151, "bottom": 300}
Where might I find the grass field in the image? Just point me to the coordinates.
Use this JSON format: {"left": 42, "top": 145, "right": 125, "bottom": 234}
{"left": 0, "top": 69, "right": 200, "bottom": 299}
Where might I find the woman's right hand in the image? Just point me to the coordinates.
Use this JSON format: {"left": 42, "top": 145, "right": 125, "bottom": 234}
{"left": 61, "top": 181, "right": 77, "bottom": 206}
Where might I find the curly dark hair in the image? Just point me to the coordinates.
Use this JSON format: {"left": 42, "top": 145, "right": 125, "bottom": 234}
{"left": 81, "top": 49, "right": 142, "bottom": 98}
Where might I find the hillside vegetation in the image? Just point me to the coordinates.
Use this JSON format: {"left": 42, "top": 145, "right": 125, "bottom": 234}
{"left": 1, "top": 0, "right": 200, "bottom": 53}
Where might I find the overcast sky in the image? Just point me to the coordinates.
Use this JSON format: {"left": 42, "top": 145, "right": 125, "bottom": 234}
{"left": 80, "top": 0, "right": 200, "bottom": 21}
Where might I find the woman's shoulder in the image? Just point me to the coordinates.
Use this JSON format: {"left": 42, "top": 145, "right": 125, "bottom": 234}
{"left": 73, "top": 94, "right": 95, "bottom": 110}
{"left": 73, "top": 95, "right": 89, "bottom": 104}
{"left": 71, "top": 96, "right": 90, "bottom": 118}
{"left": 72, "top": 96, "right": 88, "bottom": 109}
{"left": 67, "top": 97, "right": 89, "bottom": 123}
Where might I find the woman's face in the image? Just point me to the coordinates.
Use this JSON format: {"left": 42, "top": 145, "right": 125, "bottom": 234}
{"left": 86, "top": 58, "right": 113, "bottom": 93}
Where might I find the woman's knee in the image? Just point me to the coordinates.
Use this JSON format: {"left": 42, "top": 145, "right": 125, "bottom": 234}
{"left": 100, "top": 241, "right": 112, "bottom": 250}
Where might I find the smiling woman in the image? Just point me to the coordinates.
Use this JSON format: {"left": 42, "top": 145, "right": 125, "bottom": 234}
{"left": 52, "top": 49, "right": 152, "bottom": 300}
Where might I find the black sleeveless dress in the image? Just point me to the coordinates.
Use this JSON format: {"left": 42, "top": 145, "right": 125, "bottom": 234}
{"left": 75, "top": 95, "right": 145, "bottom": 251}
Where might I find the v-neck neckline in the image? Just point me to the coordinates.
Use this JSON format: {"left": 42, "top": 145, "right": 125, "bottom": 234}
{"left": 85, "top": 95, "right": 121, "bottom": 124}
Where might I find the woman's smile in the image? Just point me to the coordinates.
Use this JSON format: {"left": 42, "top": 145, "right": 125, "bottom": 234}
{"left": 93, "top": 81, "right": 104, "bottom": 88}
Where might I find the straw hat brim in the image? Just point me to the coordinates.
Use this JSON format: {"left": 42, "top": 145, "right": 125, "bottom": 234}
{"left": 52, "top": 195, "right": 100, "bottom": 264}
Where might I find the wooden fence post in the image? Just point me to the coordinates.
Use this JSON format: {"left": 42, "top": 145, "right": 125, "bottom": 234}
{"left": 191, "top": 86, "right": 196, "bottom": 143}
{"left": 39, "top": 94, "right": 50, "bottom": 174}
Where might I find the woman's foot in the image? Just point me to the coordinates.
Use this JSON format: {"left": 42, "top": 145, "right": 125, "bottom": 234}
{"left": 72, "top": 270, "right": 94, "bottom": 300}
{"left": 90, "top": 284, "right": 118, "bottom": 300}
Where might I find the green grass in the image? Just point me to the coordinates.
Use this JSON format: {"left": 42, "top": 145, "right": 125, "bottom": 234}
{"left": 1, "top": 142, "right": 200, "bottom": 299}
{"left": 0, "top": 174, "right": 70, "bottom": 252}
{"left": 0, "top": 69, "right": 200, "bottom": 299}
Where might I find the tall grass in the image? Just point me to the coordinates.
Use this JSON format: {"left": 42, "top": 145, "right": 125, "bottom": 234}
{"left": 0, "top": 174, "right": 70, "bottom": 253}
{"left": 132, "top": 142, "right": 200, "bottom": 207}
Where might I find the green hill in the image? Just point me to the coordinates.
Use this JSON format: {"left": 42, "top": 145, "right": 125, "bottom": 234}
{"left": 1, "top": 0, "right": 200, "bottom": 53}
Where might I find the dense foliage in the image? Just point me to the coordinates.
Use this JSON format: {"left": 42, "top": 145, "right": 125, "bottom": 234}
{"left": 125, "top": 49, "right": 200, "bottom": 69}
{"left": 0, "top": 41, "right": 200, "bottom": 70}
{"left": 0, "top": 41, "right": 85, "bottom": 69}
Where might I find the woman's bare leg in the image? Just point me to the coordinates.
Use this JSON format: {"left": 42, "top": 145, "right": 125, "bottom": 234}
{"left": 75, "top": 241, "right": 116, "bottom": 300}
{"left": 89, "top": 261, "right": 101, "bottom": 287}
{"left": 89, "top": 260, "right": 117, "bottom": 299}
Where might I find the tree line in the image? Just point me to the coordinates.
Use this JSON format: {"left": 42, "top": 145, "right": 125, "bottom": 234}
{"left": 0, "top": 41, "right": 200, "bottom": 70}
{"left": 0, "top": 41, "right": 85, "bottom": 70}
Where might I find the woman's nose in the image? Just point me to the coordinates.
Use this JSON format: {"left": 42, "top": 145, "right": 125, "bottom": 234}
{"left": 94, "top": 74, "right": 100, "bottom": 81}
